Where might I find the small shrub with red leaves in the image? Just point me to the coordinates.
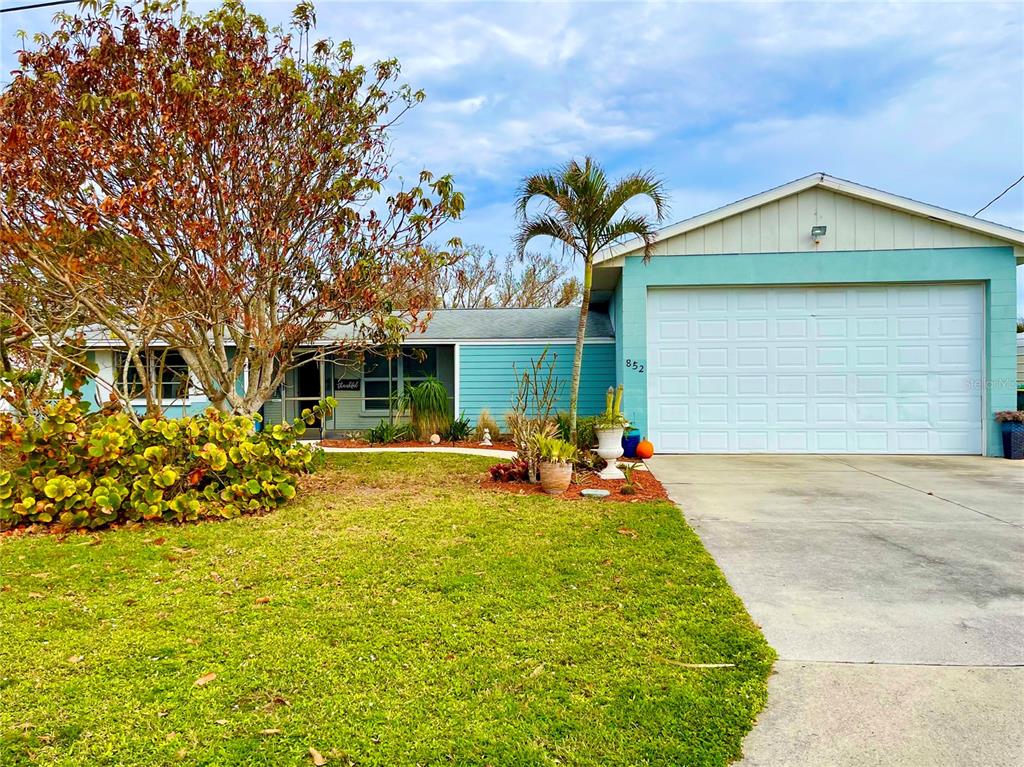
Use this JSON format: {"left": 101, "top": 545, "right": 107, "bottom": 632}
{"left": 488, "top": 458, "right": 530, "bottom": 483}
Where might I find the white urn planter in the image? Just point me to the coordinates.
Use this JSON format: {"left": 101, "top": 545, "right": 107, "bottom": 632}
{"left": 595, "top": 427, "right": 625, "bottom": 480}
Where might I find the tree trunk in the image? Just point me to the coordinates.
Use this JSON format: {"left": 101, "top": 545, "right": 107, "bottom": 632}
{"left": 568, "top": 257, "right": 593, "bottom": 440}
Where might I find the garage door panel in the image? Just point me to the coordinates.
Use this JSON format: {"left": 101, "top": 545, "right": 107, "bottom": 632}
{"left": 856, "top": 317, "right": 889, "bottom": 337}
{"left": 736, "top": 319, "right": 769, "bottom": 339}
{"left": 735, "top": 375, "right": 768, "bottom": 396}
{"left": 647, "top": 284, "right": 983, "bottom": 454}
{"left": 737, "top": 403, "right": 769, "bottom": 424}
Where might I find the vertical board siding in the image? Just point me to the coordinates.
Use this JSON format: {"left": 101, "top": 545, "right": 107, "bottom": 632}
{"left": 458, "top": 343, "right": 617, "bottom": 428}
{"left": 657, "top": 188, "right": 1007, "bottom": 254}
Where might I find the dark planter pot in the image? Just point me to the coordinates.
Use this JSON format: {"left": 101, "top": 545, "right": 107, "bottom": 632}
{"left": 621, "top": 429, "right": 641, "bottom": 459}
{"left": 1001, "top": 422, "right": 1024, "bottom": 460}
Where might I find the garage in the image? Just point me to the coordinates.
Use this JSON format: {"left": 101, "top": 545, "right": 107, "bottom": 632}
{"left": 646, "top": 283, "right": 984, "bottom": 454}
{"left": 594, "top": 174, "right": 1022, "bottom": 456}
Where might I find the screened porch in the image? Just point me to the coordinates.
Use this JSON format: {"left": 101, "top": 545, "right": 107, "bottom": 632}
{"left": 259, "top": 345, "right": 456, "bottom": 439}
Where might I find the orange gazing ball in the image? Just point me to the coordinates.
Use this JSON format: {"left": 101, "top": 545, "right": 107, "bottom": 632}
{"left": 635, "top": 439, "right": 655, "bottom": 460}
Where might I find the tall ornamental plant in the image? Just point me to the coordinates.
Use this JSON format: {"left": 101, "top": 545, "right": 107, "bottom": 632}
{"left": 514, "top": 158, "right": 667, "bottom": 438}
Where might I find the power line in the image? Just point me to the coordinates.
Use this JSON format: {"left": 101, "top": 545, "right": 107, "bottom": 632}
{"left": 973, "top": 174, "right": 1024, "bottom": 217}
{"left": 1, "top": 0, "right": 80, "bottom": 13}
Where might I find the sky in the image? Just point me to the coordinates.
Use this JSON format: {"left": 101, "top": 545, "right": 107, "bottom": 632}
{"left": 2, "top": 0, "right": 1022, "bottom": 312}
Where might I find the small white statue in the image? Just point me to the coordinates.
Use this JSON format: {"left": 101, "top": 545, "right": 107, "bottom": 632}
{"left": 481, "top": 428, "right": 493, "bottom": 447}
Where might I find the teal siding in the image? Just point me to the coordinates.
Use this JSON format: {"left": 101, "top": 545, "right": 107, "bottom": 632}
{"left": 615, "top": 246, "right": 1018, "bottom": 456}
{"left": 79, "top": 352, "right": 99, "bottom": 411}
{"left": 612, "top": 280, "right": 624, "bottom": 403}
{"left": 458, "top": 342, "right": 616, "bottom": 429}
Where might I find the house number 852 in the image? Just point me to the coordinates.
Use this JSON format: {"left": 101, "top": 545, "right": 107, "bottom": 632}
{"left": 626, "top": 358, "right": 645, "bottom": 374}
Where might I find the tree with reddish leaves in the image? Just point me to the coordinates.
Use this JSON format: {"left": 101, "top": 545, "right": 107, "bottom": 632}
{"left": 0, "top": 0, "right": 463, "bottom": 416}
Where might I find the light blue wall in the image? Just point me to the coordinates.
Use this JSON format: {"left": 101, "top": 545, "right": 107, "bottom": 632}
{"left": 612, "top": 278, "right": 625, "bottom": 403}
{"left": 79, "top": 352, "right": 98, "bottom": 410}
{"left": 613, "top": 246, "right": 1018, "bottom": 456}
{"left": 458, "top": 342, "right": 617, "bottom": 428}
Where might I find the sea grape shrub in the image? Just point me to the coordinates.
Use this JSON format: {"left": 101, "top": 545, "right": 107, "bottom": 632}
{"left": 0, "top": 396, "right": 335, "bottom": 529}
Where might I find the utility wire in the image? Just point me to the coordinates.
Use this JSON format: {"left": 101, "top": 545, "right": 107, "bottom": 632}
{"left": 1, "top": 0, "right": 80, "bottom": 12}
{"left": 973, "top": 174, "right": 1024, "bottom": 217}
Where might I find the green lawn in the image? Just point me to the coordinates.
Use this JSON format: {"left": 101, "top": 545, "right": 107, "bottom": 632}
{"left": 0, "top": 453, "right": 773, "bottom": 766}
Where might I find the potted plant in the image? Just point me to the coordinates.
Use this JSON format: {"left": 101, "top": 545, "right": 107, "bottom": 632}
{"left": 534, "top": 434, "right": 579, "bottom": 494}
{"left": 594, "top": 385, "right": 628, "bottom": 479}
{"left": 995, "top": 411, "right": 1024, "bottom": 460}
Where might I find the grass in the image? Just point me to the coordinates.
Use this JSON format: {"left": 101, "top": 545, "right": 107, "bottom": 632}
{"left": 0, "top": 453, "right": 774, "bottom": 766}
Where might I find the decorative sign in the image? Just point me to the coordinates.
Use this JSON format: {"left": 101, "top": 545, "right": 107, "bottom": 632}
{"left": 334, "top": 378, "right": 360, "bottom": 391}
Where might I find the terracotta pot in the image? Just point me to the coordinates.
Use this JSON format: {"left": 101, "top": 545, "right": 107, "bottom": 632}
{"left": 539, "top": 461, "right": 573, "bottom": 494}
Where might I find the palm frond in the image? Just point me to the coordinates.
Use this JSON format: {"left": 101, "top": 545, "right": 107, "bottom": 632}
{"left": 514, "top": 157, "right": 668, "bottom": 263}
{"left": 599, "top": 214, "right": 659, "bottom": 261}
{"left": 602, "top": 170, "right": 670, "bottom": 224}
{"left": 514, "top": 172, "right": 568, "bottom": 219}
{"left": 513, "top": 213, "right": 576, "bottom": 259}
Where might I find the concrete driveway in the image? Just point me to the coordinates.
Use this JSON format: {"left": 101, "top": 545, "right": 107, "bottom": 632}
{"left": 647, "top": 454, "right": 1024, "bottom": 767}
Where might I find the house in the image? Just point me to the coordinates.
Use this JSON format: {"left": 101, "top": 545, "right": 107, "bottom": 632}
{"left": 80, "top": 308, "right": 616, "bottom": 438}
{"left": 594, "top": 173, "right": 1023, "bottom": 456}
{"left": 78, "top": 173, "right": 1023, "bottom": 456}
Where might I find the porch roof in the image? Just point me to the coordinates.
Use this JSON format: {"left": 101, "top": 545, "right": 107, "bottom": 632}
{"left": 398, "top": 307, "right": 613, "bottom": 342}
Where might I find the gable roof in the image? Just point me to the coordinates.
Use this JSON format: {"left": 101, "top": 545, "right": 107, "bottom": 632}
{"left": 75, "top": 307, "right": 611, "bottom": 348}
{"left": 597, "top": 173, "right": 1024, "bottom": 263}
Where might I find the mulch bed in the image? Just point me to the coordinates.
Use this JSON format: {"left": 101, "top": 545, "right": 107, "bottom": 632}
{"left": 321, "top": 438, "right": 519, "bottom": 451}
{"left": 481, "top": 469, "right": 671, "bottom": 503}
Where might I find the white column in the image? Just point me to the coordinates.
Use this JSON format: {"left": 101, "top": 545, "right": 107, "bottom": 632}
{"left": 453, "top": 343, "right": 461, "bottom": 415}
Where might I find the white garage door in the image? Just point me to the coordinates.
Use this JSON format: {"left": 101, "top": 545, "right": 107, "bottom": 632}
{"left": 646, "top": 284, "right": 983, "bottom": 454}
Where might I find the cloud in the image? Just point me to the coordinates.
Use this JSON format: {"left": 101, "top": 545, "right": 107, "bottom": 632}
{"left": 2, "top": 1, "right": 1020, "bottom": 306}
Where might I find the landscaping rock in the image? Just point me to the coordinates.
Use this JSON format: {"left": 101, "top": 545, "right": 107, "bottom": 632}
{"left": 581, "top": 488, "right": 611, "bottom": 499}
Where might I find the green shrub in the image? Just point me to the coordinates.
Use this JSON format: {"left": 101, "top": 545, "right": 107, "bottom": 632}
{"left": 401, "top": 377, "right": 451, "bottom": 439}
{"left": 367, "top": 419, "right": 411, "bottom": 444}
{"left": 0, "top": 396, "right": 335, "bottom": 530}
{"left": 557, "top": 412, "right": 597, "bottom": 451}
{"left": 534, "top": 433, "right": 578, "bottom": 464}
{"left": 443, "top": 412, "right": 473, "bottom": 443}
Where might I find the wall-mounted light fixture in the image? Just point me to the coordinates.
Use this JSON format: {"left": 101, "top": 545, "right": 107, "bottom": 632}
{"left": 810, "top": 225, "right": 827, "bottom": 244}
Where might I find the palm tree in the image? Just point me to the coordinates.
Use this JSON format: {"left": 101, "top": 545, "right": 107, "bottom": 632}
{"left": 514, "top": 157, "right": 668, "bottom": 437}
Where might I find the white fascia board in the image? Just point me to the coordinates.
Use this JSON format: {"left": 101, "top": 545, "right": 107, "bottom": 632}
{"left": 81, "top": 337, "right": 616, "bottom": 350}
{"left": 597, "top": 172, "right": 1024, "bottom": 263}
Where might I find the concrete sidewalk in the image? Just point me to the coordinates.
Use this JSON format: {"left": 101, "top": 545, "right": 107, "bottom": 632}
{"left": 647, "top": 454, "right": 1024, "bottom": 767}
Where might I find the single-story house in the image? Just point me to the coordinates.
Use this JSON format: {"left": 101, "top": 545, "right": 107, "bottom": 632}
{"left": 81, "top": 308, "right": 617, "bottom": 437}
{"left": 78, "top": 173, "right": 1023, "bottom": 456}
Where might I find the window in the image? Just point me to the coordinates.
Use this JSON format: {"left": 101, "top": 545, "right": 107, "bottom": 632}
{"left": 362, "top": 353, "right": 396, "bottom": 412}
{"left": 114, "top": 350, "right": 190, "bottom": 401}
{"left": 403, "top": 347, "right": 437, "bottom": 383}
{"left": 362, "top": 347, "right": 438, "bottom": 412}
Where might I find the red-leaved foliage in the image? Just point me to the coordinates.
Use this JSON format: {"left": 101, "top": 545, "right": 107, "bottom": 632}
{"left": 0, "top": 0, "right": 463, "bottom": 416}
